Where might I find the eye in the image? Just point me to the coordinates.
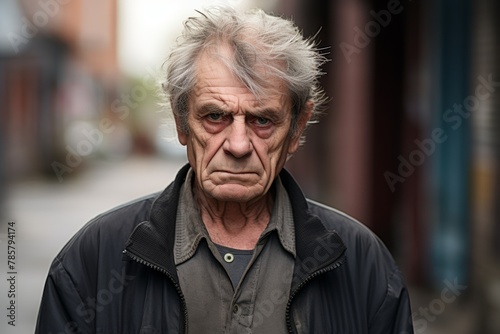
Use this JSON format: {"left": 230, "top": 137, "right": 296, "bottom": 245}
{"left": 255, "top": 117, "right": 271, "bottom": 126}
{"left": 207, "top": 113, "right": 224, "bottom": 122}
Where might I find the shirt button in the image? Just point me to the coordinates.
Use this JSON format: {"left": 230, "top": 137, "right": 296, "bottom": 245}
{"left": 224, "top": 253, "right": 234, "bottom": 263}
{"left": 233, "top": 304, "right": 239, "bottom": 313}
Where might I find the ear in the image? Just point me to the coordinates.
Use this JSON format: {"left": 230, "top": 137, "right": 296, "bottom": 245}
{"left": 288, "top": 101, "right": 313, "bottom": 155}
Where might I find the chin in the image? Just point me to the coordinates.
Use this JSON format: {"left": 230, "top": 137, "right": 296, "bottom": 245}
{"left": 208, "top": 184, "right": 264, "bottom": 203}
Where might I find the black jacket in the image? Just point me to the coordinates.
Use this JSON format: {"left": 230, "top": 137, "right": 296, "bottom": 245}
{"left": 36, "top": 165, "right": 414, "bottom": 333}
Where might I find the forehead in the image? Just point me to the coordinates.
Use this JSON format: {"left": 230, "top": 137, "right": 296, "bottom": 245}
{"left": 191, "top": 48, "right": 291, "bottom": 110}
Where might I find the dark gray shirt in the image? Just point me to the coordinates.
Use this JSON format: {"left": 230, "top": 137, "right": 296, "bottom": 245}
{"left": 174, "top": 169, "right": 295, "bottom": 333}
{"left": 214, "top": 244, "right": 253, "bottom": 288}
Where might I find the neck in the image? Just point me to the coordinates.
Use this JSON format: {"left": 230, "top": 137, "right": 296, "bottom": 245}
{"left": 193, "top": 185, "right": 274, "bottom": 250}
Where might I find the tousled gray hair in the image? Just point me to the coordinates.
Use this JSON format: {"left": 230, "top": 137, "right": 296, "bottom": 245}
{"left": 163, "top": 6, "right": 328, "bottom": 141}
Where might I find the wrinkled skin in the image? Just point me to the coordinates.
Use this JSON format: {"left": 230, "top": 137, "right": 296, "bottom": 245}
{"left": 176, "top": 49, "right": 311, "bottom": 248}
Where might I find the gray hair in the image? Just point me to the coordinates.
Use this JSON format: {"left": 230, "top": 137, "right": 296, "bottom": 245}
{"left": 163, "top": 6, "right": 328, "bottom": 141}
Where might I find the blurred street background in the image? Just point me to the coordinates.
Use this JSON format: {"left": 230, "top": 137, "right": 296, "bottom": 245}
{"left": 1, "top": 0, "right": 500, "bottom": 333}
{"left": 1, "top": 156, "right": 187, "bottom": 333}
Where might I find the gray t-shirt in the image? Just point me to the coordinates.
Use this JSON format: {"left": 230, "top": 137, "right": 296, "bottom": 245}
{"left": 214, "top": 244, "right": 253, "bottom": 288}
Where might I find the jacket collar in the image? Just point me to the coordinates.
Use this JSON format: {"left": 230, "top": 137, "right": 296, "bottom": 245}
{"left": 278, "top": 169, "right": 346, "bottom": 290}
{"left": 124, "top": 164, "right": 190, "bottom": 277}
{"left": 125, "top": 164, "right": 346, "bottom": 289}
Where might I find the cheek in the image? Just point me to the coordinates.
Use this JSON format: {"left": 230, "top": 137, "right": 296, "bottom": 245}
{"left": 184, "top": 130, "right": 205, "bottom": 164}
{"left": 189, "top": 132, "right": 225, "bottom": 166}
{"left": 251, "top": 125, "right": 274, "bottom": 139}
{"left": 184, "top": 141, "right": 198, "bottom": 170}
{"left": 255, "top": 136, "right": 291, "bottom": 169}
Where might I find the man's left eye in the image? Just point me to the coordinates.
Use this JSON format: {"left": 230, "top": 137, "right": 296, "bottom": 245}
{"left": 255, "top": 117, "right": 270, "bottom": 126}
{"left": 207, "top": 113, "right": 223, "bottom": 121}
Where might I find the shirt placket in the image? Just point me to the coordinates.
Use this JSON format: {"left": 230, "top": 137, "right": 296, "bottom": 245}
{"left": 225, "top": 243, "right": 264, "bottom": 333}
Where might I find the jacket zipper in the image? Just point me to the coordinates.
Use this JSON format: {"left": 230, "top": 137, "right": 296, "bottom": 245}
{"left": 123, "top": 249, "right": 189, "bottom": 334}
{"left": 285, "top": 256, "right": 346, "bottom": 334}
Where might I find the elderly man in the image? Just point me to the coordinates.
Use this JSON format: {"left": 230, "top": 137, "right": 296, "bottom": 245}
{"left": 36, "top": 6, "right": 413, "bottom": 334}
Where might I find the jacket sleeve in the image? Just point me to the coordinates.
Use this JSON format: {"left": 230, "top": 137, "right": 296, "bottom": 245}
{"left": 368, "top": 268, "right": 414, "bottom": 334}
{"left": 35, "top": 257, "right": 94, "bottom": 334}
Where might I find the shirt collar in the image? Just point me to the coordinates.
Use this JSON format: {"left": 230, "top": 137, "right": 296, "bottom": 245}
{"left": 174, "top": 168, "right": 296, "bottom": 265}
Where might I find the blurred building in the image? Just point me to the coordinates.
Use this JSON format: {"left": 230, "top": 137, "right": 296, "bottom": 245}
{"left": 1, "top": 0, "right": 499, "bottom": 332}
{"left": 1, "top": 0, "right": 119, "bottom": 181}
{"left": 279, "top": 0, "right": 500, "bottom": 332}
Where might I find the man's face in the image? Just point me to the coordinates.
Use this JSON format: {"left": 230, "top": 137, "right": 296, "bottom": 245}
{"left": 176, "top": 51, "right": 309, "bottom": 203}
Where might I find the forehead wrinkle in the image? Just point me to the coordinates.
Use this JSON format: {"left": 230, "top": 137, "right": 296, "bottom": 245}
{"left": 195, "top": 44, "right": 290, "bottom": 104}
{"left": 192, "top": 51, "right": 291, "bottom": 119}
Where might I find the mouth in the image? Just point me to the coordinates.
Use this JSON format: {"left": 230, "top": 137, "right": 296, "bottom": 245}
{"left": 213, "top": 170, "right": 258, "bottom": 176}
{"left": 211, "top": 169, "right": 261, "bottom": 179}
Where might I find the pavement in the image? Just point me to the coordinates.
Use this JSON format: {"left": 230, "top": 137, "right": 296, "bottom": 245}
{"left": 0, "top": 155, "right": 187, "bottom": 333}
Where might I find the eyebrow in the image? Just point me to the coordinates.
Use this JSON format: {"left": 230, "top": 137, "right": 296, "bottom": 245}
{"left": 197, "top": 103, "right": 287, "bottom": 123}
{"left": 248, "top": 108, "right": 286, "bottom": 123}
{"left": 197, "top": 103, "right": 230, "bottom": 115}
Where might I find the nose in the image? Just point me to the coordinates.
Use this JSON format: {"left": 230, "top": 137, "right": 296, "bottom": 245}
{"left": 223, "top": 118, "right": 253, "bottom": 158}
